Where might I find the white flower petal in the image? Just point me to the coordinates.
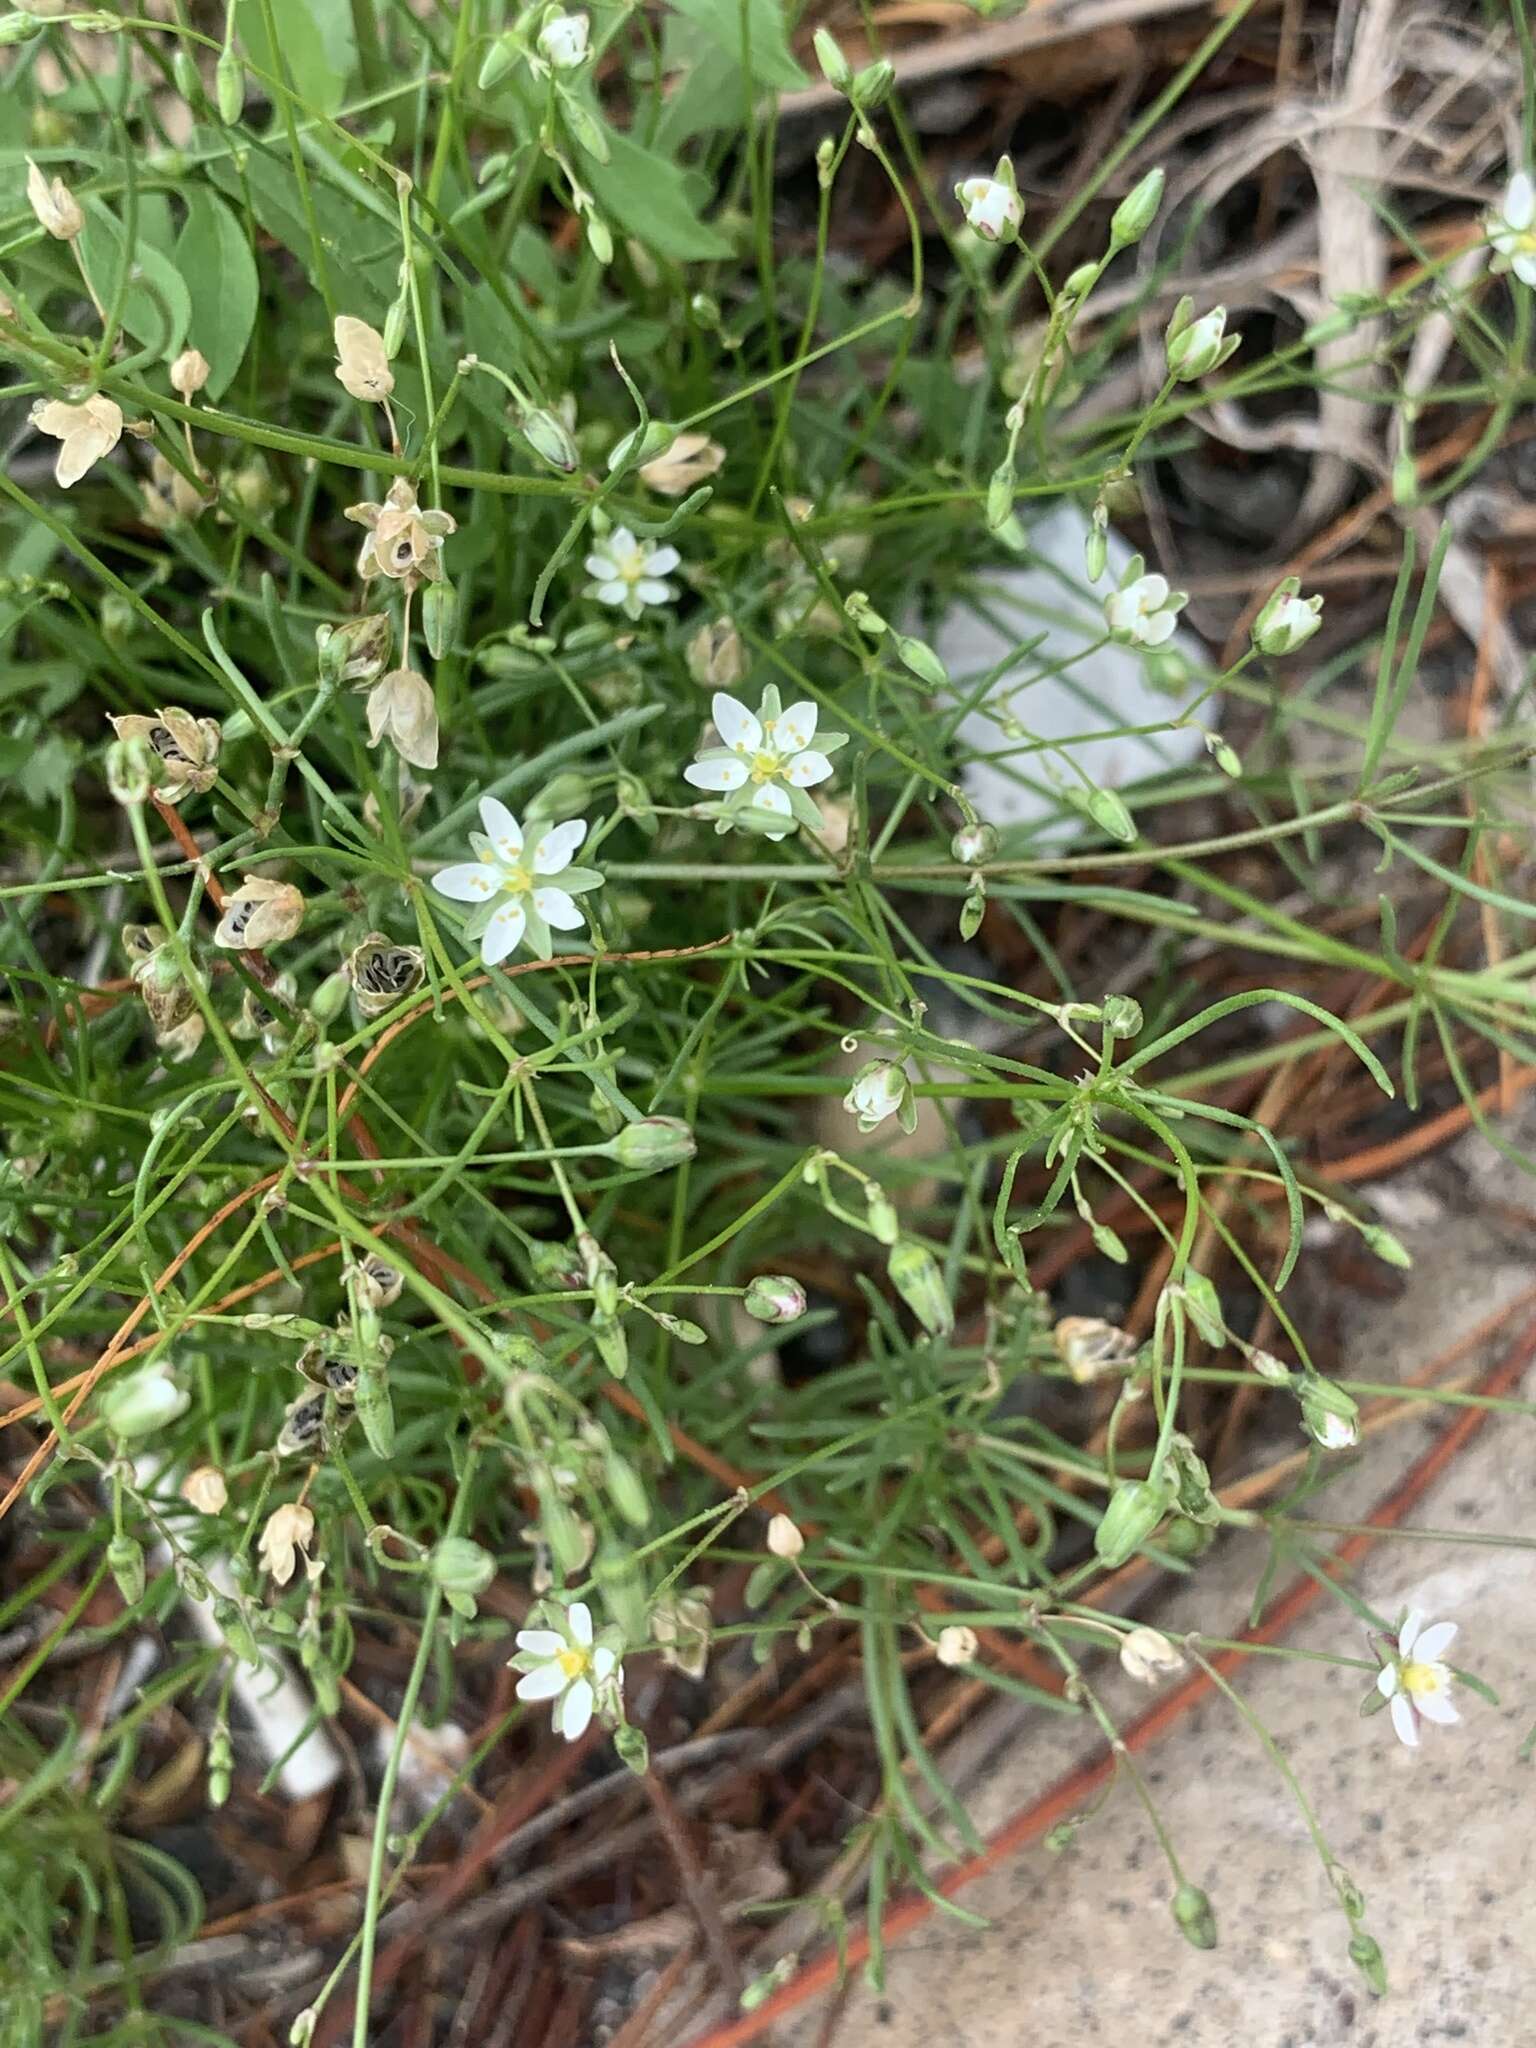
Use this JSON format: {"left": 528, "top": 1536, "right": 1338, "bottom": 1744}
{"left": 559, "top": 1678, "right": 594, "bottom": 1742}
{"left": 635, "top": 578, "right": 675, "bottom": 606}
{"left": 607, "top": 526, "right": 638, "bottom": 558}
{"left": 643, "top": 544, "right": 680, "bottom": 576}
{"left": 515, "top": 1630, "right": 565, "bottom": 1657}
{"left": 568, "top": 1602, "right": 594, "bottom": 1647}
{"left": 1389, "top": 1693, "right": 1419, "bottom": 1747}
{"left": 1140, "top": 610, "right": 1178, "bottom": 647}
{"left": 785, "top": 749, "right": 833, "bottom": 787}
{"left": 482, "top": 898, "right": 527, "bottom": 965}
{"left": 479, "top": 797, "right": 523, "bottom": 860}
{"left": 1140, "top": 573, "right": 1170, "bottom": 608}
{"left": 593, "top": 1646, "right": 618, "bottom": 1682}
{"left": 1507, "top": 170, "right": 1536, "bottom": 231}
{"left": 516, "top": 1663, "right": 567, "bottom": 1701}
{"left": 596, "top": 580, "right": 628, "bottom": 606}
{"left": 713, "top": 692, "right": 762, "bottom": 754}
{"left": 684, "top": 756, "right": 749, "bottom": 791}
{"left": 534, "top": 886, "right": 584, "bottom": 930}
{"left": 754, "top": 781, "right": 792, "bottom": 816}
{"left": 1413, "top": 1621, "right": 1456, "bottom": 1662}
{"left": 584, "top": 551, "right": 619, "bottom": 580}
{"left": 1376, "top": 1664, "right": 1399, "bottom": 1698}
{"left": 531, "top": 819, "right": 588, "bottom": 875}
{"left": 1398, "top": 1609, "right": 1424, "bottom": 1657}
{"left": 1514, "top": 251, "right": 1536, "bottom": 288}
{"left": 432, "top": 860, "right": 500, "bottom": 903}
{"left": 774, "top": 700, "right": 817, "bottom": 754}
{"left": 1415, "top": 1684, "right": 1459, "bottom": 1726}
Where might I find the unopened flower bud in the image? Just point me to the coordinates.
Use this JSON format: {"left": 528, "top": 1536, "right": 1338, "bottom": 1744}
{"left": 430, "top": 1536, "right": 496, "bottom": 1602}
{"left": 1252, "top": 578, "right": 1324, "bottom": 656}
{"left": 956, "top": 157, "right": 1023, "bottom": 243}
{"left": 813, "top": 27, "right": 851, "bottom": 90}
{"left": 851, "top": 57, "right": 894, "bottom": 109}
{"left": 0, "top": 15, "right": 47, "bottom": 46}
{"left": 516, "top": 404, "right": 580, "bottom": 473}
{"left": 935, "top": 1624, "right": 978, "bottom": 1667}
{"left": 950, "top": 820, "right": 997, "bottom": 865}
{"left": 170, "top": 348, "right": 210, "bottom": 400}
{"left": 537, "top": 9, "right": 589, "bottom": 69}
{"left": 1093, "top": 1475, "right": 1171, "bottom": 1567}
{"left": 580, "top": 1234, "right": 620, "bottom": 1317}
{"left": 766, "top": 1512, "right": 804, "bottom": 1559}
{"left": 1109, "top": 167, "right": 1164, "bottom": 248}
{"left": 1171, "top": 1882, "right": 1218, "bottom": 1950}
{"left": 610, "top": 1117, "right": 696, "bottom": 1173}
{"left": 100, "top": 1363, "right": 188, "bottom": 1440}
{"left": 603, "top": 1446, "right": 651, "bottom": 1529}
{"left": 526, "top": 770, "right": 593, "bottom": 823}
{"left": 1298, "top": 1371, "right": 1360, "bottom": 1450}
{"left": 334, "top": 315, "right": 394, "bottom": 404}
{"left": 895, "top": 634, "right": 948, "bottom": 687}
{"left": 478, "top": 31, "right": 518, "bottom": 89}
{"left": 421, "top": 577, "right": 456, "bottom": 661}
{"left": 1061, "top": 261, "right": 1098, "bottom": 302}
{"left": 607, "top": 418, "right": 676, "bottom": 475}
{"left": 1164, "top": 298, "right": 1236, "bottom": 381}
{"left": 181, "top": 1465, "right": 228, "bottom": 1515}
{"left": 743, "top": 1273, "right": 807, "bottom": 1325}
{"left": 887, "top": 1238, "right": 953, "bottom": 1337}
{"left": 1349, "top": 1931, "right": 1387, "bottom": 1996}
{"left": 1100, "top": 993, "right": 1142, "bottom": 1039}
{"left": 107, "top": 1534, "right": 146, "bottom": 1605}
{"left": 215, "top": 44, "right": 243, "bottom": 122}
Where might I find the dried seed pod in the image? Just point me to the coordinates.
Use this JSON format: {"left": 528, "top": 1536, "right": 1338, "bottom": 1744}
{"left": 324, "top": 1358, "right": 359, "bottom": 1405}
{"left": 345, "top": 934, "right": 425, "bottom": 1019}
{"left": 352, "top": 1252, "right": 404, "bottom": 1309}
{"left": 276, "top": 1392, "right": 326, "bottom": 1456}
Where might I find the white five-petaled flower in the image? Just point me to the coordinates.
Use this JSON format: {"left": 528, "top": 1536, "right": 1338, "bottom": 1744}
{"left": 683, "top": 686, "right": 841, "bottom": 841}
{"left": 1104, "top": 568, "right": 1187, "bottom": 649}
{"left": 511, "top": 1599, "right": 621, "bottom": 1742}
{"left": 1486, "top": 170, "right": 1536, "bottom": 287}
{"left": 430, "top": 795, "right": 602, "bottom": 965}
{"left": 584, "top": 525, "right": 681, "bottom": 620}
{"left": 958, "top": 175, "right": 1022, "bottom": 242}
{"left": 1376, "top": 1609, "right": 1460, "bottom": 1748}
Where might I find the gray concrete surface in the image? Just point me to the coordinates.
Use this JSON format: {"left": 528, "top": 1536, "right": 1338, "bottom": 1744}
{"left": 794, "top": 1128, "right": 1536, "bottom": 2048}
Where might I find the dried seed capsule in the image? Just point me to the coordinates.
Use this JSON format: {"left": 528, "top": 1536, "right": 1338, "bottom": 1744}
{"left": 276, "top": 1392, "right": 326, "bottom": 1456}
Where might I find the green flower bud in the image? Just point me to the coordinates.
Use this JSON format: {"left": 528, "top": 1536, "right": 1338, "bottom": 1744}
{"left": 887, "top": 1238, "right": 953, "bottom": 1338}
{"left": 1100, "top": 993, "right": 1142, "bottom": 1039}
{"left": 951, "top": 819, "right": 997, "bottom": 865}
{"left": 525, "top": 770, "right": 593, "bottom": 822}
{"left": 477, "top": 32, "right": 519, "bottom": 90}
{"left": 612, "top": 1719, "right": 649, "bottom": 1775}
{"left": 1085, "top": 500, "right": 1109, "bottom": 583}
{"left": 107, "top": 1534, "right": 145, "bottom": 1605}
{"left": 516, "top": 405, "right": 580, "bottom": 473}
{"left": 1171, "top": 1882, "right": 1217, "bottom": 1950}
{"left": 1360, "top": 1221, "right": 1411, "bottom": 1269}
{"left": 607, "top": 418, "right": 675, "bottom": 475}
{"left": 865, "top": 1189, "right": 900, "bottom": 1245}
{"left": 381, "top": 292, "right": 408, "bottom": 359}
{"left": 959, "top": 884, "right": 985, "bottom": 941}
{"left": 429, "top": 1537, "right": 496, "bottom": 1601}
{"left": 422, "top": 576, "right": 456, "bottom": 660}
{"left": 1165, "top": 300, "right": 1234, "bottom": 381}
{"left": 591, "top": 1310, "right": 628, "bottom": 1379}
{"left": 1176, "top": 1270, "right": 1225, "bottom": 1345}
{"left": 812, "top": 26, "right": 851, "bottom": 91}
{"left": 529, "top": 1240, "right": 584, "bottom": 1290}
{"left": 744, "top": 1274, "right": 807, "bottom": 1325}
{"left": 851, "top": 57, "right": 895, "bottom": 109}
{"left": 1252, "top": 576, "right": 1324, "bottom": 657}
{"left": 1298, "top": 1370, "right": 1360, "bottom": 1451}
{"left": 1161, "top": 1512, "right": 1216, "bottom": 1560}
{"left": 1109, "top": 167, "right": 1164, "bottom": 248}
{"left": 603, "top": 1447, "right": 651, "bottom": 1528}
{"left": 895, "top": 634, "right": 948, "bottom": 688}
{"left": 1205, "top": 731, "right": 1242, "bottom": 777}
{"left": 172, "top": 48, "right": 200, "bottom": 104}
{"left": 609, "top": 1117, "right": 696, "bottom": 1173}
{"left": 214, "top": 1596, "right": 261, "bottom": 1667}
{"left": 309, "top": 966, "right": 351, "bottom": 1024}
{"left": 1061, "top": 261, "right": 1098, "bottom": 302}
{"left": 0, "top": 15, "right": 45, "bottom": 46}
{"left": 986, "top": 465, "right": 1015, "bottom": 530}
{"left": 215, "top": 44, "right": 243, "bottom": 124}
{"left": 1081, "top": 784, "right": 1136, "bottom": 845}
{"left": 99, "top": 1363, "right": 188, "bottom": 1440}
{"left": 1348, "top": 1931, "right": 1387, "bottom": 1996}
{"left": 1093, "top": 1475, "right": 1171, "bottom": 1568}
{"left": 579, "top": 1234, "right": 620, "bottom": 1316}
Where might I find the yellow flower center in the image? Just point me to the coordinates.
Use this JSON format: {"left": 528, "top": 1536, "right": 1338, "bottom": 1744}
{"left": 556, "top": 1646, "right": 591, "bottom": 1681}
{"left": 501, "top": 863, "right": 532, "bottom": 896}
{"left": 1400, "top": 1659, "right": 1445, "bottom": 1698}
{"left": 617, "top": 545, "right": 647, "bottom": 584}
{"left": 749, "top": 751, "right": 781, "bottom": 783}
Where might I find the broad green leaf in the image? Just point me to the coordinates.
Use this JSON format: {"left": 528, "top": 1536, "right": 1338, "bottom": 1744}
{"left": 175, "top": 192, "right": 260, "bottom": 400}
{"left": 77, "top": 198, "right": 191, "bottom": 360}
{"left": 666, "top": 0, "right": 807, "bottom": 90}
{"left": 235, "top": 0, "right": 357, "bottom": 113}
{"left": 207, "top": 151, "right": 396, "bottom": 317}
{"left": 584, "top": 129, "right": 733, "bottom": 263}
